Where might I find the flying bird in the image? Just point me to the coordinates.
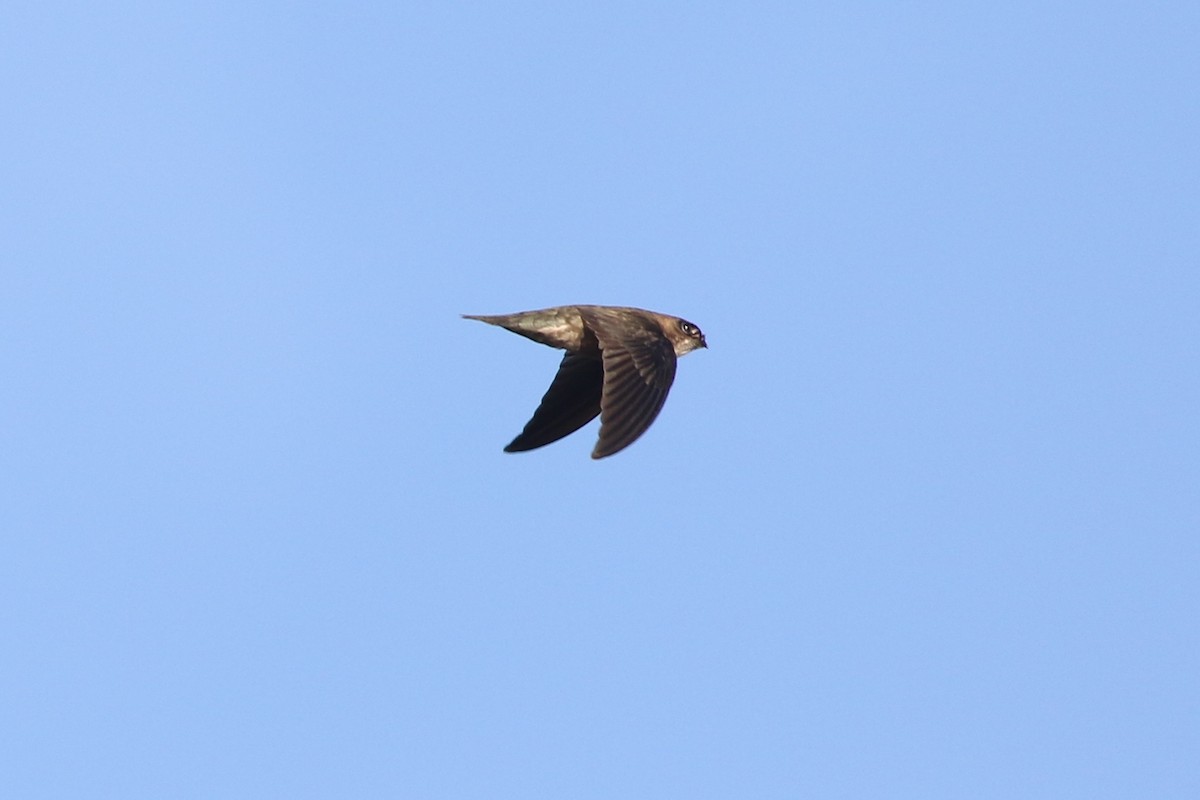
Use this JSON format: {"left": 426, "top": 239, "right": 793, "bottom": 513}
{"left": 463, "top": 305, "right": 707, "bottom": 459}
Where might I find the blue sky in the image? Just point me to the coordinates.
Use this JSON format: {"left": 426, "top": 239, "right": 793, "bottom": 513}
{"left": 3, "top": 2, "right": 1198, "bottom": 797}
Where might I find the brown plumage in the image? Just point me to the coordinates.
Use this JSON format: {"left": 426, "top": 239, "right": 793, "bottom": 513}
{"left": 463, "top": 305, "right": 707, "bottom": 458}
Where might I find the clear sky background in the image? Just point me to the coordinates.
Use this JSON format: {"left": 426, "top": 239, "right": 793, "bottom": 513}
{"left": 3, "top": 2, "right": 1197, "bottom": 798}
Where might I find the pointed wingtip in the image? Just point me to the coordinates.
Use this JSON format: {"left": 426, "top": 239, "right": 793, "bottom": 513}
{"left": 590, "top": 444, "right": 617, "bottom": 459}
{"left": 504, "top": 435, "right": 541, "bottom": 453}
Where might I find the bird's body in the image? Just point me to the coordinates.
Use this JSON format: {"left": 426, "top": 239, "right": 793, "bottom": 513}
{"left": 463, "top": 305, "right": 706, "bottom": 459}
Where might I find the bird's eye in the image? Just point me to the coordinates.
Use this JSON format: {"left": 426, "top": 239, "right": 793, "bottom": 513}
{"left": 681, "top": 321, "right": 698, "bottom": 337}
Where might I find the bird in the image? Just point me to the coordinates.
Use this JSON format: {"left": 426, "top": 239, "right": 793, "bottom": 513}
{"left": 463, "top": 305, "right": 707, "bottom": 459}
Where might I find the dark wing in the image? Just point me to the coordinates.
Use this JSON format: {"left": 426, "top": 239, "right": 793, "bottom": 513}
{"left": 504, "top": 352, "right": 604, "bottom": 452}
{"left": 581, "top": 309, "right": 678, "bottom": 459}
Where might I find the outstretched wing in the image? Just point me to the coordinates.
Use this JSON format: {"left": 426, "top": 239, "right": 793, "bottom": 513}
{"left": 504, "top": 352, "right": 604, "bottom": 452}
{"left": 580, "top": 308, "right": 678, "bottom": 459}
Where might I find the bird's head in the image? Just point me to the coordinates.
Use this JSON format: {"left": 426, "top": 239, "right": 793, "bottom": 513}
{"left": 671, "top": 317, "right": 707, "bottom": 356}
